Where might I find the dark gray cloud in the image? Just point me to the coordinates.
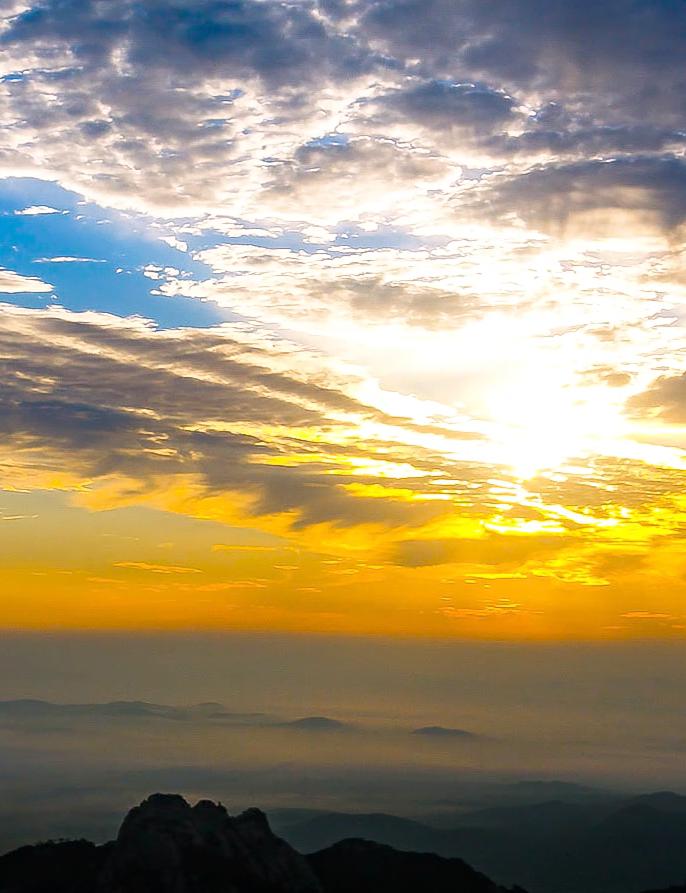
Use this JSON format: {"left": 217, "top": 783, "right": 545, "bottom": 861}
{"left": 0, "top": 305, "right": 479, "bottom": 531}
{"left": 360, "top": 0, "right": 686, "bottom": 124}
{"left": 367, "top": 79, "right": 517, "bottom": 141}
{"left": 3, "top": 0, "right": 373, "bottom": 87}
{"left": 3, "top": 0, "right": 685, "bottom": 219}
{"left": 494, "top": 125, "right": 686, "bottom": 160}
{"left": 473, "top": 156, "right": 686, "bottom": 234}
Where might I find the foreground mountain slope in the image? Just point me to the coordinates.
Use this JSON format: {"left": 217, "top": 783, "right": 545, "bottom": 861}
{"left": 0, "top": 840, "right": 109, "bottom": 893}
{"left": 0, "top": 794, "right": 522, "bottom": 893}
{"left": 640, "top": 887, "right": 686, "bottom": 893}
{"left": 309, "top": 838, "right": 525, "bottom": 893}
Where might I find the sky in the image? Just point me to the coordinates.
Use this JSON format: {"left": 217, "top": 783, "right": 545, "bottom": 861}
{"left": 1, "top": 0, "right": 686, "bottom": 825}
{"left": 2, "top": 0, "right": 686, "bottom": 641}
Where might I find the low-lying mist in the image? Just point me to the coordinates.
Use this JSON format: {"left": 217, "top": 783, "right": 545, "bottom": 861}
{"left": 1, "top": 632, "right": 685, "bottom": 854}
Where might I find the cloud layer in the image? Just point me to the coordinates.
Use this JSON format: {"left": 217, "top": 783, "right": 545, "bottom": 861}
{"left": 1, "top": 1, "right": 686, "bottom": 637}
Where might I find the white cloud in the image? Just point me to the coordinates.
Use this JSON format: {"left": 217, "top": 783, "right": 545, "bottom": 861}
{"left": 34, "top": 256, "right": 106, "bottom": 264}
{"left": 13, "top": 205, "right": 64, "bottom": 216}
{"left": 0, "top": 268, "right": 53, "bottom": 293}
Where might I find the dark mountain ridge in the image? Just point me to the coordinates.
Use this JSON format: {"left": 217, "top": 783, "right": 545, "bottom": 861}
{"left": 309, "top": 839, "right": 525, "bottom": 893}
{"left": 271, "top": 792, "right": 686, "bottom": 893}
{"left": 4, "top": 791, "right": 686, "bottom": 893}
{"left": 0, "top": 794, "right": 522, "bottom": 893}
{"left": 0, "top": 700, "right": 226, "bottom": 722}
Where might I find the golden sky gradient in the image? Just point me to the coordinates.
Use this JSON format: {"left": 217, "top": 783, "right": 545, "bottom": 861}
{"left": 1, "top": 300, "right": 685, "bottom": 638}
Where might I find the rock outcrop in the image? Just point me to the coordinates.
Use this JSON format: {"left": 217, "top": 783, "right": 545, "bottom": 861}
{"left": 99, "top": 794, "right": 321, "bottom": 893}
{"left": 0, "top": 794, "right": 321, "bottom": 893}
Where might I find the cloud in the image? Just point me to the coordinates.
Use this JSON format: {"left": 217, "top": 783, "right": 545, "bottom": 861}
{"left": 1, "top": 0, "right": 685, "bottom": 237}
{"left": 113, "top": 562, "right": 202, "bottom": 574}
{"left": 13, "top": 205, "right": 63, "bottom": 215}
{"left": 363, "top": 79, "right": 519, "bottom": 148}
{"left": 360, "top": 0, "right": 686, "bottom": 124}
{"left": 495, "top": 124, "right": 686, "bottom": 162}
{"left": 622, "top": 611, "right": 673, "bottom": 620}
{"left": 2, "top": 0, "right": 686, "bottom": 621}
{"left": 0, "top": 268, "right": 52, "bottom": 293}
{"left": 156, "top": 240, "right": 533, "bottom": 334}
{"left": 472, "top": 156, "right": 686, "bottom": 236}
{"left": 391, "top": 534, "right": 565, "bottom": 567}
{"left": 0, "top": 0, "right": 379, "bottom": 213}
{"left": 0, "top": 303, "right": 479, "bottom": 537}
{"left": 5, "top": 303, "right": 650, "bottom": 593}
{"left": 628, "top": 373, "right": 686, "bottom": 423}
{"left": 2, "top": 0, "right": 373, "bottom": 88}
{"left": 261, "top": 136, "right": 452, "bottom": 225}
{"left": 581, "top": 367, "right": 633, "bottom": 389}
{"left": 34, "top": 256, "right": 106, "bottom": 264}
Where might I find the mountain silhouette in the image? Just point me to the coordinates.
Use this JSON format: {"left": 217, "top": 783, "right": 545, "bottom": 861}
{"left": 281, "top": 717, "right": 347, "bottom": 731}
{"left": 271, "top": 793, "right": 686, "bottom": 893}
{"left": 0, "top": 794, "right": 523, "bottom": 893}
{"left": 0, "top": 699, "right": 230, "bottom": 722}
{"left": 412, "top": 726, "right": 477, "bottom": 738}
{"left": 309, "top": 839, "right": 525, "bottom": 893}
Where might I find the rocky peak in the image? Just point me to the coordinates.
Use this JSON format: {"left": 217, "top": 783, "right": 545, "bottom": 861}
{"left": 97, "top": 793, "right": 322, "bottom": 893}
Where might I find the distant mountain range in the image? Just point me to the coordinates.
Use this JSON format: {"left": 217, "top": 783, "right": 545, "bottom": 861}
{"left": 412, "top": 725, "right": 477, "bottom": 738}
{"left": 0, "top": 699, "right": 271, "bottom": 723}
{"left": 2, "top": 702, "right": 686, "bottom": 892}
{"left": 0, "top": 699, "right": 264, "bottom": 722}
{"left": 2, "top": 792, "right": 686, "bottom": 893}
{"left": 270, "top": 791, "right": 686, "bottom": 893}
{"left": 0, "top": 699, "right": 358, "bottom": 732}
{"left": 0, "top": 699, "right": 479, "bottom": 737}
{"left": 0, "top": 794, "right": 523, "bottom": 893}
